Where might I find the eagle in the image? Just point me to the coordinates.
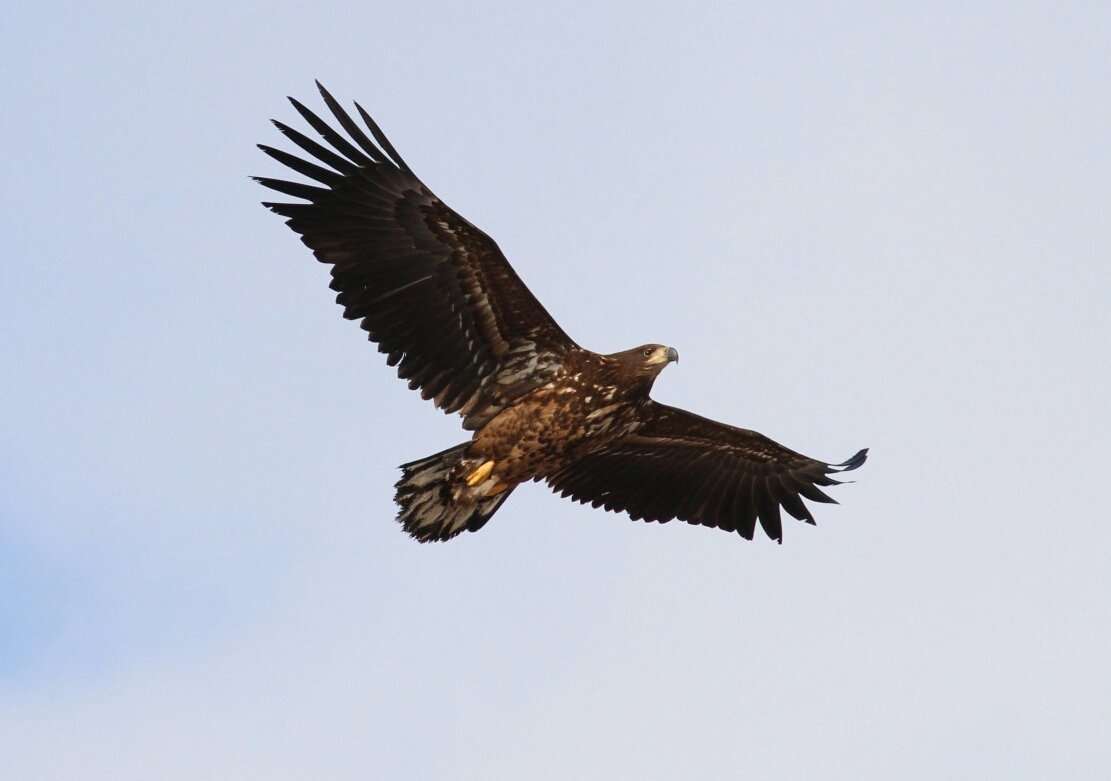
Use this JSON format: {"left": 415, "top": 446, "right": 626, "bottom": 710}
{"left": 256, "top": 83, "right": 867, "bottom": 544}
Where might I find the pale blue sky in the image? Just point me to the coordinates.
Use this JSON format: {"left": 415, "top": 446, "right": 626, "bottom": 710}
{"left": 2, "top": 2, "right": 1109, "bottom": 779}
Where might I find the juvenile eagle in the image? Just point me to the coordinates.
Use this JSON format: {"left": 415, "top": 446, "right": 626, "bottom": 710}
{"left": 257, "top": 84, "right": 867, "bottom": 543}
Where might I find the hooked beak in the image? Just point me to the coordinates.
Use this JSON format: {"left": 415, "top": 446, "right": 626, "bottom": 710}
{"left": 666, "top": 346, "right": 679, "bottom": 364}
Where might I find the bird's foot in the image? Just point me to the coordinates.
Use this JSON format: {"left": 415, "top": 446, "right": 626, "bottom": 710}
{"left": 465, "top": 460, "right": 495, "bottom": 486}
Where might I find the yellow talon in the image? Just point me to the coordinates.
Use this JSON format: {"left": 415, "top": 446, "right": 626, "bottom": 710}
{"left": 487, "top": 482, "right": 509, "bottom": 497}
{"left": 465, "top": 460, "right": 495, "bottom": 486}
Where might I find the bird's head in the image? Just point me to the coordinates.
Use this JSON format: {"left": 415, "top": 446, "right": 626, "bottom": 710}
{"left": 609, "top": 343, "right": 679, "bottom": 387}
{"left": 639, "top": 343, "right": 679, "bottom": 369}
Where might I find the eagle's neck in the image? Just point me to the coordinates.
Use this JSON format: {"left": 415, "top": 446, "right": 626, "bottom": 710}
{"left": 593, "top": 354, "right": 659, "bottom": 400}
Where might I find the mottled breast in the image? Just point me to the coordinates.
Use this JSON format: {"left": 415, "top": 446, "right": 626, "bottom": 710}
{"left": 471, "top": 373, "right": 640, "bottom": 482}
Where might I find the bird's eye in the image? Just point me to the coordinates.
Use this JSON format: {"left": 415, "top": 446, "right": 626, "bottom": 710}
{"left": 643, "top": 347, "right": 654, "bottom": 357}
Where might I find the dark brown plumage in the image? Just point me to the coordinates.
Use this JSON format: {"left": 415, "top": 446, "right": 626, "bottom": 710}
{"left": 257, "top": 83, "right": 867, "bottom": 543}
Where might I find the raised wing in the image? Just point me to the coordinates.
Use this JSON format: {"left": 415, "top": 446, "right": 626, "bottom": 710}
{"left": 256, "top": 83, "right": 577, "bottom": 429}
{"left": 546, "top": 402, "right": 867, "bottom": 542}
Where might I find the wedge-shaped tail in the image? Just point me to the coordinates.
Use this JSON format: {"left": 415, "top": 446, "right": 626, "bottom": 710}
{"left": 395, "top": 443, "right": 515, "bottom": 542}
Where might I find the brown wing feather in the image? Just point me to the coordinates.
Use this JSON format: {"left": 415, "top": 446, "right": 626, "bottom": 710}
{"left": 546, "top": 402, "right": 867, "bottom": 542}
{"left": 256, "top": 83, "right": 577, "bottom": 429}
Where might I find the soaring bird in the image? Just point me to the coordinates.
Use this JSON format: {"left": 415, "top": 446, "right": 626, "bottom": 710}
{"left": 256, "top": 84, "right": 867, "bottom": 543}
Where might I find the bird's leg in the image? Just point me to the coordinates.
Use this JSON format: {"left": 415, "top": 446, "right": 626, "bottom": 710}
{"left": 465, "top": 460, "right": 495, "bottom": 486}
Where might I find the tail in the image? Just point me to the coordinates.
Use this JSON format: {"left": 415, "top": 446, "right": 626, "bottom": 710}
{"left": 394, "top": 443, "right": 516, "bottom": 542}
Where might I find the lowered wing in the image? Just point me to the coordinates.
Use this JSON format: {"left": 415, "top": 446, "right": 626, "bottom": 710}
{"left": 547, "top": 402, "right": 867, "bottom": 542}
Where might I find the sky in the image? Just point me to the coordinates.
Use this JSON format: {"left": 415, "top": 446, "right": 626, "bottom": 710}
{"left": 2, "top": 1, "right": 1109, "bottom": 778}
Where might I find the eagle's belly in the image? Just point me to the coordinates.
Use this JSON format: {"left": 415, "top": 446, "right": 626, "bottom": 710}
{"left": 469, "top": 386, "right": 637, "bottom": 484}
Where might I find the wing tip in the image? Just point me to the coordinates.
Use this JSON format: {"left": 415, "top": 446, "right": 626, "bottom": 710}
{"left": 835, "top": 448, "right": 868, "bottom": 472}
{"left": 314, "top": 80, "right": 340, "bottom": 107}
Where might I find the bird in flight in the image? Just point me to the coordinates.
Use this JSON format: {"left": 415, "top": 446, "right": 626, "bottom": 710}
{"left": 256, "top": 83, "right": 867, "bottom": 543}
